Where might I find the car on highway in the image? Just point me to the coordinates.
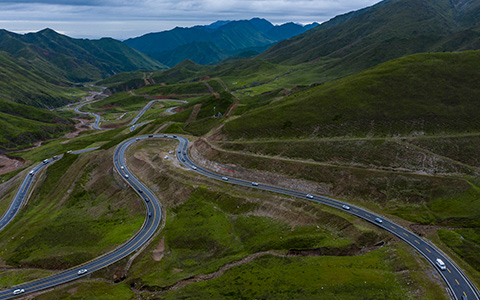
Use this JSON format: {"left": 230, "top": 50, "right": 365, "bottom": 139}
{"left": 13, "top": 289, "right": 25, "bottom": 295}
{"left": 43, "top": 159, "right": 48, "bottom": 164}
{"left": 144, "top": 197, "right": 149, "bottom": 202}
{"left": 306, "top": 194, "right": 314, "bottom": 199}
{"left": 53, "top": 155, "right": 58, "bottom": 160}
{"left": 124, "top": 174, "right": 129, "bottom": 178}
{"left": 148, "top": 135, "right": 154, "bottom": 138}
{"left": 182, "top": 158, "right": 186, "bottom": 162}
{"left": 120, "top": 166, "right": 124, "bottom": 170}
{"left": 138, "top": 189, "right": 143, "bottom": 193}
{"left": 342, "top": 205, "right": 350, "bottom": 210}
{"left": 222, "top": 177, "right": 229, "bottom": 181}
{"left": 375, "top": 217, "right": 383, "bottom": 224}
{"left": 192, "top": 166, "right": 197, "bottom": 170}
{"left": 67, "top": 150, "right": 73, "bottom": 154}
{"left": 148, "top": 212, "right": 152, "bottom": 218}
{"left": 172, "top": 135, "right": 177, "bottom": 138}
{"left": 136, "top": 138, "right": 140, "bottom": 141}
{"left": 29, "top": 170, "right": 35, "bottom": 176}
{"left": 436, "top": 258, "right": 446, "bottom": 270}
{"left": 77, "top": 269, "right": 88, "bottom": 275}
{"left": 251, "top": 182, "right": 259, "bottom": 186}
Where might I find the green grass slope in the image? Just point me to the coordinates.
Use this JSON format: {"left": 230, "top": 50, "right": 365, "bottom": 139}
{"left": 0, "top": 51, "right": 76, "bottom": 108}
{"left": 223, "top": 50, "right": 480, "bottom": 139}
{"left": 0, "top": 99, "right": 74, "bottom": 150}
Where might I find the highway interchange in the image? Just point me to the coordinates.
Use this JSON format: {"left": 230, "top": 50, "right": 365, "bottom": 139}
{"left": 0, "top": 103, "right": 479, "bottom": 299}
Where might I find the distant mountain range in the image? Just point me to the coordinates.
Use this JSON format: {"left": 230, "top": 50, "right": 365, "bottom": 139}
{"left": 124, "top": 18, "right": 318, "bottom": 66}
{"left": 0, "top": 28, "right": 166, "bottom": 149}
{"left": 259, "top": 0, "right": 480, "bottom": 75}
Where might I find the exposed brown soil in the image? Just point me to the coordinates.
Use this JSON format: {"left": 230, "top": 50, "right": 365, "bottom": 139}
{"left": 0, "top": 155, "right": 24, "bottom": 175}
{"left": 61, "top": 118, "right": 91, "bottom": 141}
{"left": 190, "top": 138, "right": 330, "bottom": 196}
{"left": 152, "top": 239, "right": 165, "bottom": 261}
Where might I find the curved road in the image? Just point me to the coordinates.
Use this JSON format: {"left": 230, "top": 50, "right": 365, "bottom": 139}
{"left": 1, "top": 135, "right": 479, "bottom": 300}
{"left": 74, "top": 103, "right": 103, "bottom": 130}
{"left": 0, "top": 139, "right": 160, "bottom": 299}
{"left": 128, "top": 99, "right": 187, "bottom": 128}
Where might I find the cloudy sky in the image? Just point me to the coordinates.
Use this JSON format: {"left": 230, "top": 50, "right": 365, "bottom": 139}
{"left": 0, "top": 0, "right": 381, "bottom": 40}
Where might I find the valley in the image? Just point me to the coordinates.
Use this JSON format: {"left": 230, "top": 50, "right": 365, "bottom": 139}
{"left": 1, "top": 0, "right": 480, "bottom": 299}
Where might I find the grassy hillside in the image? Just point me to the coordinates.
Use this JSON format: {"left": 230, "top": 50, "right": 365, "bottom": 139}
{"left": 0, "top": 51, "right": 78, "bottom": 108}
{"left": 0, "top": 99, "right": 74, "bottom": 151}
{"left": 223, "top": 51, "right": 480, "bottom": 139}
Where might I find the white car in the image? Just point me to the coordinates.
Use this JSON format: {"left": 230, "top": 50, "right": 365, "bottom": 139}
{"left": 192, "top": 166, "right": 197, "bottom": 170}
{"left": 306, "top": 194, "right": 314, "bottom": 199}
{"left": 251, "top": 182, "right": 259, "bottom": 186}
{"left": 13, "top": 289, "right": 25, "bottom": 295}
{"left": 29, "top": 170, "right": 34, "bottom": 176}
{"left": 375, "top": 218, "right": 383, "bottom": 224}
{"left": 120, "top": 166, "right": 124, "bottom": 170}
{"left": 124, "top": 174, "right": 129, "bottom": 178}
{"left": 77, "top": 268, "right": 88, "bottom": 275}
{"left": 342, "top": 205, "right": 350, "bottom": 210}
{"left": 222, "top": 177, "right": 229, "bottom": 181}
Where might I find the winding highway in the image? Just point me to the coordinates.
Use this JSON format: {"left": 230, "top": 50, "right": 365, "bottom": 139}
{"left": 0, "top": 135, "right": 478, "bottom": 299}
{"left": 74, "top": 103, "right": 103, "bottom": 130}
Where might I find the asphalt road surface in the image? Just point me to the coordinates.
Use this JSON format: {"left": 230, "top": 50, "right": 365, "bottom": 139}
{"left": 1, "top": 135, "right": 478, "bottom": 300}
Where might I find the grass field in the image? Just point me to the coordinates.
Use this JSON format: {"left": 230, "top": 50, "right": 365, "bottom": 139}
{"left": 161, "top": 246, "right": 447, "bottom": 300}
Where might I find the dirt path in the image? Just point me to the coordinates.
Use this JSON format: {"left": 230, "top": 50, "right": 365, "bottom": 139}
{"left": 186, "top": 104, "right": 202, "bottom": 125}
{"left": 0, "top": 155, "right": 24, "bottom": 175}
{"left": 202, "top": 81, "right": 220, "bottom": 99}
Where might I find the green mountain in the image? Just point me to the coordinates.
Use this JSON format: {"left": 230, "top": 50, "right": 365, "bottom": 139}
{"left": 124, "top": 18, "right": 318, "bottom": 66}
{"left": 223, "top": 50, "right": 480, "bottom": 139}
{"left": 259, "top": 0, "right": 480, "bottom": 75}
{"left": 0, "top": 28, "right": 166, "bottom": 84}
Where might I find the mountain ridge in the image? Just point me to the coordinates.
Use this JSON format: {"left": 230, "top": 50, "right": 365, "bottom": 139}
{"left": 124, "top": 18, "right": 318, "bottom": 66}
{"left": 257, "top": 0, "right": 480, "bottom": 80}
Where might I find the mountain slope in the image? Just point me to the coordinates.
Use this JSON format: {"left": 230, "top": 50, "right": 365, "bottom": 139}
{"left": 0, "top": 99, "right": 74, "bottom": 151}
{"left": 259, "top": 0, "right": 480, "bottom": 73}
{"left": 124, "top": 18, "right": 317, "bottom": 66}
{"left": 0, "top": 51, "right": 74, "bottom": 108}
{"left": 0, "top": 28, "right": 166, "bottom": 83}
{"left": 223, "top": 50, "right": 480, "bottom": 139}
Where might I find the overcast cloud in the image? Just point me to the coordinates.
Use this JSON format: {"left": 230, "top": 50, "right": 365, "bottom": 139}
{"left": 0, "top": 0, "right": 381, "bottom": 39}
